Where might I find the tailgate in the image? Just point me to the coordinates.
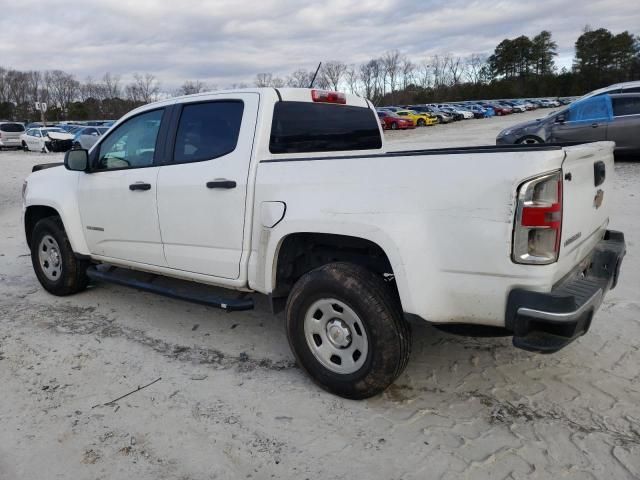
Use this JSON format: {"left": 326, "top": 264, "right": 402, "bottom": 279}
{"left": 558, "top": 141, "right": 614, "bottom": 272}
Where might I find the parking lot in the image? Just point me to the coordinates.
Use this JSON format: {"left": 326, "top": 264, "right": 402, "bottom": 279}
{"left": 1, "top": 113, "right": 639, "bottom": 479}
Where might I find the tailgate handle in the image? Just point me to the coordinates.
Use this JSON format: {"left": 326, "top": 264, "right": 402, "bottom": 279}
{"left": 594, "top": 161, "right": 606, "bottom": 187}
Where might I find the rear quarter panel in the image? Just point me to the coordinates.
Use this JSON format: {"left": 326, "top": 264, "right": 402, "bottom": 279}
{"left": 250, "top": 148, "right": 570, "bottom": 326}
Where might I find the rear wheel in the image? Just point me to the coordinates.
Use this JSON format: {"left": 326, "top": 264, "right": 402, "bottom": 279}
{"left": 285, "top": 262, "right": 411, "bottom": 399}
{"left": 22, "top": 141, "right": 29, "bottom": 152}
{"left": 417, "top": 118, "right": 426, "bottom": 127}
{"left": 516, "top": 135, "right": 544, "bottom": 145}
{"left": 390, "top": 122, "right": 398, "bottom": 130}
{"left": 30, "top": 217, "right": 90, "bottom": 296}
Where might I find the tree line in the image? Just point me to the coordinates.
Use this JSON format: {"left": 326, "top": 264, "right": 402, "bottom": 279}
{"left": 1, "top": 26, "right": 638, "bottom": 122}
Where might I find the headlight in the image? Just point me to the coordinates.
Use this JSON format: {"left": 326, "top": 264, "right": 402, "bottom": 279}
{"left": 500, "top": 129, "right": 513, "bottom": 137}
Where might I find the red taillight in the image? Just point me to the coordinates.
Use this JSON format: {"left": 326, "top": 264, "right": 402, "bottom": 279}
{"left": 311, "top": 89, "right": 346, "bottom": 104}
{"left": 512, "top": 172, "right": 563, "bottom": 264}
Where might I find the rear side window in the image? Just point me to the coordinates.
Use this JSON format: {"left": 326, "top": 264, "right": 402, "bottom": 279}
{"left": 612, "top": 97, "right": 640, "bottom": 117}
{"left": 173, "top": 101, "right": 244, "bottom": 164}
{"left": 0, "top": 123, "right": 24, "bottom": 132}
{"left": 270, "top": 102, "right": 382, "bottom": 154}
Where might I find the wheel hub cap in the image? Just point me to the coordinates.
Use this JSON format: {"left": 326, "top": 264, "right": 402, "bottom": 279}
{"left": 38, "top": 234, "right": 62, "bottom": 281}
{"left": 326, "top": 319, "right": 352, "bottom": 348}
{"left": 303, "top": 298, "right": 368, "bottom": 374}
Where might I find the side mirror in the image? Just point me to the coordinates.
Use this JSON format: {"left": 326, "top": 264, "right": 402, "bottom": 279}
{"left": 64, "top": 148, "right": 89, "bottom": 172}
{"left": 555, "top": 114, "right": 566, "bottom": 124}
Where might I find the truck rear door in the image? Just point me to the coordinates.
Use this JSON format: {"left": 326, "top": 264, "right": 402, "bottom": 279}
{"left": 557, "top": 142, "right": 614, "bottom": 275}
{"left": 156, "top": 93, "right": 259, "bottom": 280}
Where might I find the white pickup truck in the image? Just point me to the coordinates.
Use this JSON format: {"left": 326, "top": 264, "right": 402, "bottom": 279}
{"left": 22, "top": 88, "right": 626, "bottom": 399}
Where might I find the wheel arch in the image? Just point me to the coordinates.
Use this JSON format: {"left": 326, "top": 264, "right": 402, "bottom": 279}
{"left": 24, "top": 205, "right": 61, "bottom": 249}
{"left": 267, "top": 231, "right": 406, "bottom": 313}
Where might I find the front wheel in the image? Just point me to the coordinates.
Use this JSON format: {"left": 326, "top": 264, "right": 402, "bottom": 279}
{"left": 390, "top": 122, "right": 398, "bottom": 130}
{"left": 285, "top": 262, "right": 411, "bottom": 399}
{"left": 417, "top": 119, "right": 426, "bottom": 127}
{"left": 30, "top": 217, "right": 90, "bottom": 296}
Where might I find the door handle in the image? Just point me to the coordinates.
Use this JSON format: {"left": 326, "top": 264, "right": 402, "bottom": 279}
{"left": 129, "top": 182, "right": 151, "bottom": 191}
{"left": 206, "top": 180, "right": 236, "bottom": 189}
{"left": 591, "top": 123, "right": 599, "bottom": 128}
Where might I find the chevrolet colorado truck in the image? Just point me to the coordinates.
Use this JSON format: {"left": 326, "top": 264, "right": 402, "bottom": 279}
{"left": 22, "top": 88, "right": 626, "bottom": 399}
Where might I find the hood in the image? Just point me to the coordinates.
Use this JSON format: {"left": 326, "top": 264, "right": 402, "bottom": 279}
{"left": 46, "top": 132, "right": 74, "bottom": 141}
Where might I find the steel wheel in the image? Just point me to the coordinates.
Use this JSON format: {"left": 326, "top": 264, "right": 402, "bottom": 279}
{"left": 38, "top": 234, "right": 62, "bottom": 281}
{"left": 303, "top": 298, "right": 368, "bottom": 374}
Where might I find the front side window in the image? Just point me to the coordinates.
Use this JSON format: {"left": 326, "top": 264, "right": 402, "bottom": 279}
{"left": 173, "top": 101, "right": 244, "bottom": 164}
{"left": 95, "top": 109, "right": 164, "bottom": 171}
{"left": 612, "top": 97, "right": 640, "bottom": 117}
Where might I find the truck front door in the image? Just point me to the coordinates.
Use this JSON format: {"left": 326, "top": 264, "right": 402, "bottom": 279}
{"left": 156, "top": 93, "right": 259, "bottom": 279}
{"left": 77, "top": 108, "right": 168, "bottom": 266}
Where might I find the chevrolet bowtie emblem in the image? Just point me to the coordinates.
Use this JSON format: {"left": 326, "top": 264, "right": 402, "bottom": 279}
{"left": 594, "top": 189, "right": 604, "bottom": 209}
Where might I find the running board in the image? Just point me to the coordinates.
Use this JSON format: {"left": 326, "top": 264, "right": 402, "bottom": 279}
{"left": 86, "top": 266, "right": 254, "bottom": 312}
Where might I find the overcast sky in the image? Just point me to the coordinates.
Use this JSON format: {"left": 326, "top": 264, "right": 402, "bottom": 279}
{"left": 0, "top": 0, "right": 638, "bottom": 90}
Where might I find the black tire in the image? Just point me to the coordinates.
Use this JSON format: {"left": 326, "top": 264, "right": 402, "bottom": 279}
{"left": 285, "top": 262, "right": 411, "bottom": 399}
{"left": 390, "top": 122, "right": 398, "bottom": 130}
{"left": 417, "top": 118, "right": 426, "bottom": 127}
{"left": 30, "top": 216, "right": 90, "bottom": 296}
{"left": 516, "top": 135, "right": 544, "bottom": 145}
{"left": 22, "top": 141, "right": 29, "bottom": 152}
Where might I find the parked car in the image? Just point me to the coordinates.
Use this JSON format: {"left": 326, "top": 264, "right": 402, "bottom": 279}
{"left": 394, "top": 109, "right": 437, "bottom": 126}
{"left": 496, "top": 92, "right": 640, "bottom": 154}
{"left": 538, "top": 99, "right": 561, "bottom": 108}
{"left": 0, "top": 122, "right": 26, "bottom": 150}
{"left": 377, "top": 111, "right": 415, "bottom": 130}
{"left": 500, "top": 101, "right": 527, "bottom": 113}
{"left": 487, "top": 103, "right": 512, "bottom": 115}
{"left": 438, "top": 107, "right": 465, "bottom": 121}
{"left": 409, "top": 106, "right": 454, "bottom": 123}
{"left": 21, "top": 127, "right": 75, "bottom": 152}
{"left": 72, "top": 126, "right": 109, "bottom": 150}
{"left": 23, "top": 87, "right": 625, "bottom": 399}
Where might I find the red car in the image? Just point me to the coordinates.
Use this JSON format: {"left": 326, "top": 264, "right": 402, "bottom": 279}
{"left": 377, "top": 111, "right": 415, "bottom": 130}
{"left": 484, "top": 103, "right": 512, "bottom": 116}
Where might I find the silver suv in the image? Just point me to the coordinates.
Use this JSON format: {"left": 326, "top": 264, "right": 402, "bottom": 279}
{"left": 0, "top": 122, "right": 25, "bottom": 150}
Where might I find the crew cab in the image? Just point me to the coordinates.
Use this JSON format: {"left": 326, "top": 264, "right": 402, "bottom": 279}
{"left": 22, "top": 88, "right": 626, "bottom": 399}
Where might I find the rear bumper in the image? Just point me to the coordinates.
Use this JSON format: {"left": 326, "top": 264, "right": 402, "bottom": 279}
{"left": 506, "top": 230, "right": 626, "bottom": 353}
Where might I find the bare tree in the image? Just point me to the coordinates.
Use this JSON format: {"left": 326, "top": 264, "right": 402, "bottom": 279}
{"left": 465, "top": 54, "right": 489, "bottom": 84}
{"left": 45, "top": 70, "right": 79, "bottom": 115}
{"left": 359, "top": 60, "right": 377, "bottom": 100}
{"left": 400, "top": 58, "right": 415, "bottom": 90}
{"left": 102, "top": 72, "right": 121, "bottom": 99}
{"left": 126, "top": 73, "right": 160, "bottom": 104}
{"left": 254, "top": 73, "right": 273, "bottom": 87}
{"left": 286, "top": 69, "right": 312, "bottom": 88}
{"left": 447, "top": 55, "right": 465, "bottom": 85}
{"left": 382, "top": 50, "right": 402, "bottom": 95}
{"left": 343, "top": 65, "right": 359, "bottom": 94}
{"left": 179, "top": 80, "right": 208, "bottom": 95}
{"left": 321, "top": 61, "right": 347, "bottom": 90}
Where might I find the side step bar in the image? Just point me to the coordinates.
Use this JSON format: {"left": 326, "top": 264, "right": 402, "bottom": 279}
{"left": 86, "top": 266, "right": 254, "bottom": 312}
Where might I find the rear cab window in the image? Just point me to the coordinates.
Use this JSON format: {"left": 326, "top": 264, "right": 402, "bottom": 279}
{"left": 269, "top": 102, "right": 382, "bottom": 154}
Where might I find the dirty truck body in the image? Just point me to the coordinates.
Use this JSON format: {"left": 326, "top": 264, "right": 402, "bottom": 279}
{"left": 23, "top": 88, "right": 626, "bottom": 398}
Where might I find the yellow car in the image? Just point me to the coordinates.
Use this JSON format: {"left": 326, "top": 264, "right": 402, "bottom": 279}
{"left": 395, "top": 110, "right": 438, "bottom": 126}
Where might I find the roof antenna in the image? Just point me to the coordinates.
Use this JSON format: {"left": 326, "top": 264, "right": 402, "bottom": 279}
{"left": 308, "top": 62, "right": 322, "bottom": 88}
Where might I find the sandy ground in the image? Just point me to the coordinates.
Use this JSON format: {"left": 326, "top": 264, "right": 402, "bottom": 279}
{"left": 1, "top": 111, "right": 639, "bottom": 479}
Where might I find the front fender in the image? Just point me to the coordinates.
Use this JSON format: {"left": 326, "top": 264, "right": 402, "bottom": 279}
{"left": 25, "top": 167, "right": 90, "bottom": 255}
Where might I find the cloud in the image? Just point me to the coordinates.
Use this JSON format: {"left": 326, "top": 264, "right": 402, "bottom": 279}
{"left": 0, "top": 0, "right": 637, "bottom": 89}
